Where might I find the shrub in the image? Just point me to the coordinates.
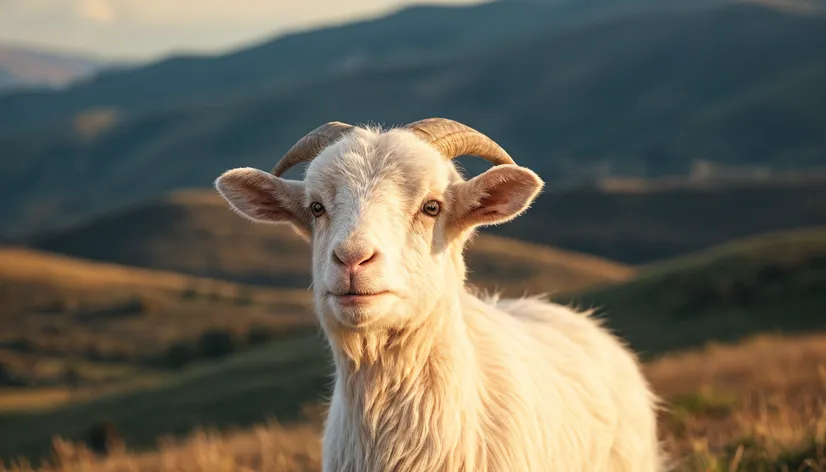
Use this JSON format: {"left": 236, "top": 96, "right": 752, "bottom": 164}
{"left": 0, "top": 361, "right": 23, "bottom": 387}
{"left": 161, "top": 342, "right": 195, "bottom": 369}
{"left": 85, "top": 421, "right": 123, "bottom": 455}
{"left": 197, "top": 330, "right": 238, "bottom": 359}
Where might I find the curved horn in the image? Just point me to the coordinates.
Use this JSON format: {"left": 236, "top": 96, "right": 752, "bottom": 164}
{"left": 272, "top": 121, "right": 355, "bottom": 177}
{"left": 403, "top": 118, "right": 515, "bottom": 166}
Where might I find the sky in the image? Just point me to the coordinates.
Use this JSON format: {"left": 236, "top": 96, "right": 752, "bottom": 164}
{"left": 0, "top": 0, "right": 487, "bottom": 61}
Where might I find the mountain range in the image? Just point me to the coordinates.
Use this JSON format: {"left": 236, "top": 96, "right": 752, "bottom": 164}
{"left": 0, "top": 44, "right": 114, "bottom": 93}
{"left": 1, "top": 0, "right": 825, "bottom": 245}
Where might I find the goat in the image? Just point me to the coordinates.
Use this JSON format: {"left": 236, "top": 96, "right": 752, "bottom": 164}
{"left": 215, "top": 118, "right": 666, "bottom": 472}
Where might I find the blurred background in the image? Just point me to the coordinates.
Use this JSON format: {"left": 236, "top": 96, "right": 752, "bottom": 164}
{"left": 1, "top": 0, "right": 825, "bottom": 470}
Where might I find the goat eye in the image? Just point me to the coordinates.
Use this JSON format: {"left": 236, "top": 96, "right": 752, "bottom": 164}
{"left": 310, "top": 202, "right": 325, "bottom": 217}
{"left": 422, "top": 200, "right": 440, "bottom": 217}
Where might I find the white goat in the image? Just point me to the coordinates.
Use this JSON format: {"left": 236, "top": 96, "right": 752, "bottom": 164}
{"left": 215, "top": 118, "right": 666, "bottom": 472}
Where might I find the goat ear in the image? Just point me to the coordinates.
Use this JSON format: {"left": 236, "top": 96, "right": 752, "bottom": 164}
{"left": 450, "top": 165, "right": 544, "bottom": 231}
{"left": 215, "top": 167, "right": 311, "bottom": 238}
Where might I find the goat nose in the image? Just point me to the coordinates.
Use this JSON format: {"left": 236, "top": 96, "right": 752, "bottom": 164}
{"left": 332, "top": 245, "right": 378, "bottom": 270}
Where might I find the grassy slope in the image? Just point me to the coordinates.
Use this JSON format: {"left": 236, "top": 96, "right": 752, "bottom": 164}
{"left": 563, "top": 226, "right": 826, "bottom": 355}
{"left": 0, "top": 335, "right": 331, "bottom": 464}
{"left": 0, "top": 246, "right": 311, "bottom": 319}
{"left": 2, "top": 227, "right": 826, "bottom": 463}
{"left": 25, "top": 190, "right": 634, "bottom": 295}
{"left": 5, "top": 332, "right": 826, "bottom": 471}
{"left": 0, "top": 247, "right": 314, "bottom": 391}
{"left": 0, "top": 212, "right": 631, "bottom": 399}
{"left": 2, "top": 3, "right": 826, "bottom": 239}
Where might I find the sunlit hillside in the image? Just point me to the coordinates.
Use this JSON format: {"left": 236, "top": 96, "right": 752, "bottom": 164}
{"left": 0, "top": 247, "right": 314, "bottom": 404}
{"left": 564, "top": 226, "right": 826, "bottom": 355}
{"left": 0, "top": 215, "right": 632, "bottom": 410}
{"left": 2, "top": 227, "right": 826, "bottom": 466}
{"left": 2, "top": 332, "right": 824, "bottom": 471}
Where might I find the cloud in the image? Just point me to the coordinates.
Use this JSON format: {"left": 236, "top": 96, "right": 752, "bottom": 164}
{"left": 75, "top": 0, "right": 116, "bottom": 23}
{"left": 0, "top": 0, "right": 486, "bottom": 59}
{"left": 70, "top": 0, "right": 484, "bottom": 26}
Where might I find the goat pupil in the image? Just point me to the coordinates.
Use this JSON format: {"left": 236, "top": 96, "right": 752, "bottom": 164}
{"left": 424, "top": 201, "right": 439, "bottom": 216}
{"left": 311, "top": 202, "right": 324, "bottom": 216}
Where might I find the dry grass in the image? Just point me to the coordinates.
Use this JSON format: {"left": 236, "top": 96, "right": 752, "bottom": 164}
{"left": 0, "top": 388, "right": 75, "bottom": 412}
{"left": 0, "top": 247, "right": 310, "bottom": 308}
{"left": 2, "top": 422, "right": 322, "bottom": 472}
{"left": 0, "top": 372, "right": 170, "bottom": 412}
{"left": 2, "top": 332, "right": 824, "bottom": 471}
{"left": 650, "top": 333, "right": 826, "bottom": 471}
{"left": 0, "top": 247, "right": 314, "bottom": 391}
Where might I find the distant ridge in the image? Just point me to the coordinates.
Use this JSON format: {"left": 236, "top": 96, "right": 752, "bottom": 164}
{"left": 1, "top": 1, "right": 825, "bottom": 244}
{"left": 26, "top": 190, "right": 635, "bottom": 296}
{"left": 0, "top": 44, "right": 113, "bottom": 92}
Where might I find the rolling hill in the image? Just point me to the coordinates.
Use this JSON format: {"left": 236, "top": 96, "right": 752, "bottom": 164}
{"left": 561, "top": 226, "right": 826, "bottom": 354}
{"left": 500, "top": 176, "right": 826, "bottom": 263}
{"left": 4, "top": 332, "right": 826, "bottom": 469}
{"left": 24, "top": 176, "right": 826, "bottom": 265}
{"left": 1, "top": 2, "right": 825, "bottom": 240}
{"left": 2, "top": 226, "right": 826, "bottom": 465}
{"left": 0, "top": 246, "right": 311, "bottom": 318}
{"left": 0, "top": 247, "right": 314, "bottom": 390}
{"left": 0, "top": 197, "right": 636, "bottom": 395}
{"left": 24, "top": 190, "right": 634, "bottom": 296}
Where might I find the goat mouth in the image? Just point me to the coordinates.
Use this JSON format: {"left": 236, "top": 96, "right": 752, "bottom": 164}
{"left": 330, "top": 290, "right": 391, "bottom": 305}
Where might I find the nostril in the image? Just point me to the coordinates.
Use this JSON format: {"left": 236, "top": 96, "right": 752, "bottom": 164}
{"left": 359, "top": 251, "right": 377, "bottom": 266}
{"left": 332, "top": 245, "right": 378, "bottom": 269}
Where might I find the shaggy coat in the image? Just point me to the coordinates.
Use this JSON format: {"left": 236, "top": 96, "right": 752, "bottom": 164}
{"left": 215, "top": 123, "right": 666, "bottom": 472}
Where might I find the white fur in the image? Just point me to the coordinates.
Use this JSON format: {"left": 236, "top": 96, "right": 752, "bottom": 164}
{"left": 215, "top": 124, "right": 666, "bottom": 472}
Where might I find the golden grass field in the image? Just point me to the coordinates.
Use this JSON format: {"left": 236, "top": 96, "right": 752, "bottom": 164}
{"left": 0, "top": 247, "right": 314, "bottom": 391}
{"left": 2, "top": 331, "right": 824, "bottom": 472}
{"left": 0, "top": 247, "right": 311, "bottom": 311}
{"left": 0, "top": 233, "right": 634, "bottom": 392}
{"left": 2, "top": 217, "right": 825, "bottom": 471}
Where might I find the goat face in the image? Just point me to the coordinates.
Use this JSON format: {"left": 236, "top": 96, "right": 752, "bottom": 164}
{"left": 215, "top": 122, "right": 543, "bottom": 331}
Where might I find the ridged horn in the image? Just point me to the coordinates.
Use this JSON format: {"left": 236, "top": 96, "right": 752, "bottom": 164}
{"left": 403, "top": 117, "right": 515, "bottom": 166}
{"left": 272, "top": 121, "right": 355, "bottom": 177}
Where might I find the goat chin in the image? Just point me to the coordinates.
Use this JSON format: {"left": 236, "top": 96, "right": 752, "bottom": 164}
{"left": 319, "top": 289, "right": 666, "bottom": 472}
